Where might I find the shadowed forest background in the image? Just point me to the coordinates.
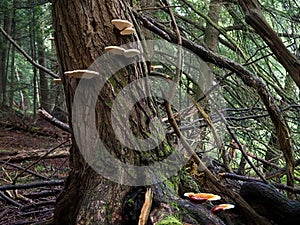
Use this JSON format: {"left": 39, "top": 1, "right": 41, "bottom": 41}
{"left": 0, "top": 0, "right": 299, "bottom": 224}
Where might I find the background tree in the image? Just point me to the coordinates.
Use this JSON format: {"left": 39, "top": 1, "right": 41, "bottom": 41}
{"left": 0, "top": 0, "right": 58, "bottom": 114}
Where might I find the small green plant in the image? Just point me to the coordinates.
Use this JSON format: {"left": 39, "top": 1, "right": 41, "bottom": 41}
{"left": 157, "top": 216, "right": 183, "bottom": 225}
{"left": 127, "top": 198, "right": 134, "bottom": 207}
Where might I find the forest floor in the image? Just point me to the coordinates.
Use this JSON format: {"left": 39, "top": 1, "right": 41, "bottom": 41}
{"left": 0, "top": 115, "right": 70, "bottom": 225}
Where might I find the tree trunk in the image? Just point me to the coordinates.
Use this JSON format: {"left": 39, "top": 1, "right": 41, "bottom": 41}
{"left": 8, "top": 6, "right": 16, "bottom": 110}
{"left": 37, "top": 25, "right": 49, "bottom": 111}
{"left": 29, "top": 6, "right": 38, "bottom": 116}
{"left": 9, "top": 45, "right": 15, "bottom": 109}
{"left": 204, "top": 0, "right": 222, "bottom": 54}
{"left": 0, "top": 4, "right": 12, "bottom": 106}
{"left": 51, "top": 0, "right": 231, "bottom": 224}
{"left": 52, "top": 0, "right": 164, "bottom": 224}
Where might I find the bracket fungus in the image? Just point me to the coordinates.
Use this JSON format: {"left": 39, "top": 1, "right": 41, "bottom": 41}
{"left": 120, "top": 27, "right": 135, "bottom": 35}
{"left": 111, "top": 19, "right": 133, "bottom": 30}
{"left": 105, "top": 46, "right": 140, "bottom": 58}
{"left": 211, "top": 204, "right": 235, "bottom": 214}
{"left": 184, "top": 192, "right": 221, "bottom": 204}
{"left": 53, "top": 78, "right": 62, "bottom": 83}
{"left": 123, "top": 49, "right": 140, "bottom": 58}
{"left": 111, "top": 19, "right": 135, "bottom": 35}
{"left": 150, "top": 65, "right": 163, "bottom": 71}
{"left": 64, "top": 70, "right": 99, "bottom": 79}
{"left": 105, "top": 46, "right": 126, "bottom": 55}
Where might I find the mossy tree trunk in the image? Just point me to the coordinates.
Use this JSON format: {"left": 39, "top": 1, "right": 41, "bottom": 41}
{"left": 51, "top": 0, "right": 186, "bottom": 224}
{"left": 51, "top": 0, "right": 248, "bottom": 224}
{"left": 52, "top": 0, "right": 148, "bottom": 224}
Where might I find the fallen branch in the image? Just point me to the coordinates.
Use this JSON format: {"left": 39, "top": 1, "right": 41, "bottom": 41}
{"left": 138, "top": 188, "right": 153, "bottom": 225}
{"left": 0, "top": 27, "right": 59, "bottom": 79}
{"left": 0, "top": 160, "right": 48, "bottom": 180}
{"left": 238, "top": 0, "right": 300, "bottom": 88}
{"left": 220, "top": 172, "right": 300, "bottom": 194}
{"left": 39, "top": 108, "right": 71, "bottom": 133}
{"left": 0, "top": 191, "right": 23, "bottom": 207}
{"left": 0, "top": 147, "right": 69, "bottom": 163}
{"left": 0, "top": 180, "right": 64, "bottom": 191}
{"left": 23, "top": 189, "right": 62, "bottom": 199}
{"left": 12, "top": 140, "right": 69, "bottom": 184}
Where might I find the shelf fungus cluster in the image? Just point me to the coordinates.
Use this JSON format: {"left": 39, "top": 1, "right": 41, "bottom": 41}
{"left": 184, "top": 192, "right": 234, "bottom": 214}
{"left": 104, "top": 46, "right": 140, "bottom": 58}
{"left": 64, "top": 69, "right": 99, "bottom": 79}
{"left": 111, "top": 19, "right": 135, "bottom": 35}
{"left": 104, "top": 19, "right": 140, "bottom": 58}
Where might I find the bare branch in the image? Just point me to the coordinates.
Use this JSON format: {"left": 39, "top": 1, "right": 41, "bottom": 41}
{"left": 0, "top": 27, "right": 59, "bottom": 79}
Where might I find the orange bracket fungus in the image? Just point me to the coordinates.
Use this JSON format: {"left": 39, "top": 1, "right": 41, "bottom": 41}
{"left": 111, "top": 19, "right": 135, "bottom": 35}
{"left": 184, "top": 192, "right": 221, "bottom": 204}
{"left": 64, "top": 70, "right": 99, "bottom": 79}
{"left": 211, "top": 204, "right": 235, "bottom": 214}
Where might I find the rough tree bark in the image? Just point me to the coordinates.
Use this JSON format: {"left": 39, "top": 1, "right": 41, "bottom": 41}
{"left": 52, "top": 0, "right": 144, "bottom": 223}
{"left": 51, "top": 0, "right": 227, "bottom": 224}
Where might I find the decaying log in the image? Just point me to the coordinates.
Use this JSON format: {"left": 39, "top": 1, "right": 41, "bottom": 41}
{"left": 240, "top": 181, "right": 300, "bottom": 225}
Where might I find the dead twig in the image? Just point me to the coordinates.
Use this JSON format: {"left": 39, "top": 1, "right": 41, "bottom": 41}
{"left": 0, "top": 179, "right": 64, "bottom": 191}
{"left": 138, "top": 188, "right": 153, "bottom": 225}
{"left": 39, "top": 108, "right": 70, "bottom": 133}
{"left": 12, "top": 140, "right": 69, "bottom": 184}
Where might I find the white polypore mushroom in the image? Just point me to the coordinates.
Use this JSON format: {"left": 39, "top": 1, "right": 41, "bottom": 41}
{"left": 120, "top": 27, "right": 135, "bottom": 35}
{"left": 111, "top": 19, "right": 133, "bottom": 31}
{"left": 105, "top": 46, "right": 126, "bottom": 55}
{"left": 53, "top": 78, "right": 62, "bottom": 83}
{"left": 64, "top": 70, "right": 99, "bottom": 79}
{"left": 123, "top": 49, "right": 140, "bottom": 58}
{"left": 150, "top": 65, "right": 163, "bottom": 71}
{"left": 111, "top": 19, "right": 135, "bottom": 35}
